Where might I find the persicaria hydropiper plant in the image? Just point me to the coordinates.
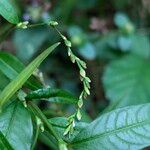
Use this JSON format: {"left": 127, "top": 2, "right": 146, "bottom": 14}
{"left": 0, "top": 19, "right": 91, "bottom": 149}
{"left": 1, "top": 1, "right": 150, "bottom": 150}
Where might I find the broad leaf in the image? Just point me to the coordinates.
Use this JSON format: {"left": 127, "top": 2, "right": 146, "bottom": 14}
{"left": 0, "top": 0, "right": 19, "bottom": 24}
{"left": 71, "top": 104, "right": 150, "bottom": 150}
{"left": 0, "top": 52, "right": 42, "bottom": 90}
{"left": 0, "top": 43, "right": 60, "bottom": 108}
{"left": 103, "top": 54, "right": 150, "bottom": 108}
{"left": 0, "top": 101, "right": 33, "bottom": 150}
{"left": 26, "top": 88, "right": 78, "bottom": 104}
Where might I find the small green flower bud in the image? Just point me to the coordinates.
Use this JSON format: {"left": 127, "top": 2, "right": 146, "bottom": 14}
{"left": 48, "top": 21, "right": 58, "bottom": 26}
{"left": 70, "top": 54, "right": 76, "bottom": 63}
{"left": 23, "top": 101, "right": 27, "bottom": 108}
{"left": 79, "top": 91, "right": 84, "bottom": 99}
{"left": 61, "top": 35, "right": 67, "bottom": 40}
{"left": 79, "top": 60, "right": 87, "bottom": 69}
{"left": 77, "top": 109, "right": 82, "bottom": 120}
{"left": 63, "top": 125, "right": 71, "bottom": 136}
{"left": 85, "top": 77, "right": 91, "bottom": 83}
{"left": 80, "top": 69, "right": 86, "bottom": 77}
{"left": 36, "top": 117, "right": 45, "bottom": 132}
{"left": 68, "top": 48, "right": 71, "bottom": 56}
{"left": 84, "top": 80, "right": 90, "bottom": 89}
{"left": 65, "top": 40, "right": 72, "bottom": 47}
{"left": 17, "top": 90, "right": 27, "bottom": 101}
{"left": 78, "top": 99, "right": 83, "bottom": 108}
{"left": 40, "top": 125, "right": 45, "bottom": 132}
{"left": 17, "top": 21, "right": 29, "bottom": 29}
{"left": 84, "top": 86, "right": 90, "bottom": 95}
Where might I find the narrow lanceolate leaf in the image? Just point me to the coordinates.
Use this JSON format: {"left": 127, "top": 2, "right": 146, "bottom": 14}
{"left": 0, "top": 0, "right": 19, "bottom": 24}
{"left": 0, "top": 43, "right": 60, "bottom": 109}
{"left": 0, "top": 131, "right": 14, "bottom": 150}
{"left": 0, "top": 101, "right": 33, "bottom": 150}
{"left": 0, "top": 52, "right": 42, "bottom": 90}
{"left": 26, "top": 88, "right": 78, "bottom": 104}
{"left": 71, "top": 104, "right": 150, "bottom": 150}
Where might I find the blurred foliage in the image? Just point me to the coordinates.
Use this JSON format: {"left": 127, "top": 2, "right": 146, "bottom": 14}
{"left": 0, "top": 0, "right": 150, "bottom": 149}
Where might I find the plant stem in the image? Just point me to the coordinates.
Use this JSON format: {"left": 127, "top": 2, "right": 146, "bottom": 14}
{"left": 28, "top": 101, "right": 67, "bottom": 149}
{"left": 31, "top": 124, "right": 40, "bottom": 150}
{"left": 28, "top": 23, "right": 46, "bottom": 28}
{"left": 28, "top": 101, "right": 59, "bottom": 141}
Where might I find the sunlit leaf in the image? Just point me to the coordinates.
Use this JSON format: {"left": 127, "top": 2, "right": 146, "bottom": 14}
{"left": 72, "top": 104, "right": 150, "bottom": 150}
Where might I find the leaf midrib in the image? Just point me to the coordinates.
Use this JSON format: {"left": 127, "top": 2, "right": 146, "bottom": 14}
{"left": 72, "top": 118, "right": 150, "bottom": 145}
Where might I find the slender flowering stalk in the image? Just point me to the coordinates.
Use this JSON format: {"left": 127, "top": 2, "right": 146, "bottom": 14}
{"left": 16, "top": 20, "right": 91, "bottom": 136}
{"left": 48, "top": 21, "right": 91, "bottom": 136}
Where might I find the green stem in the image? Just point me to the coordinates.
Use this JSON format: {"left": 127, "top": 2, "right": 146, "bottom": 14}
{"left": 31, "top": 124, "right": 40, "bottom": 150}
{"left": 28, "top": 101, "right": 60, "bottom": 141}
{"left": 53, "top": 26, "right": 65, "bottom": 39}
{"left": 28, "top": 101, "right": 67, "bottom": 149}
{"left": 39, "top": 131, "right": 58, "bottom": 150}
{"left": 28, "top": 23, "right": 47, "bottom": 28}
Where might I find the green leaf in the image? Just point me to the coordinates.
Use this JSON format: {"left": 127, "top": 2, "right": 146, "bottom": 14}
{"left": 0, "top": 42, "right": 60, "bottom": 109}
{"left": 26, "top": 87, "right": 78, "bottom": 104}
{"left": 0, "top": 0, "right": 19, "bottom": 24}
{"left": 0, "top": 130, "right": 14, "bottom": 150}
{"left": 103, "top": 54, "right": 150, "bottom": 108}
{"left": 0, "top": 71, "right": 9, "bottom": 91}
{"left": 0, "top": 101, "right": 33, "bottom": 150}
{"left": 71, "top": 104, "right": 150, "bottom": 150}
{"left": 0, "top": 52, "right": 42, "bottom": 90}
